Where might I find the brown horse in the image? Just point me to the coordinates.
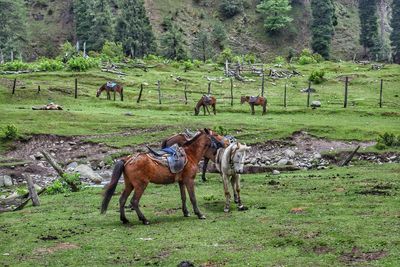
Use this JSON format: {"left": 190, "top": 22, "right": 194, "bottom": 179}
{"left": 96, "top": 82, "right": 124, "bottom": 101}
{"left": 161, "top": 130, "right": 230, "bottom": 182}
{"left": 240, "top": 96, "right": 267, "bottom": 115}
{"left": 194, "top": 95, "right": 216, "bottom": 116}
{"left": 101, "top": 129, "right": 222, "bottom": 224}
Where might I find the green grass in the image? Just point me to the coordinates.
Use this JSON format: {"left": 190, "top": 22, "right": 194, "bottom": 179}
{"left": 0, "top": 164, "right": 399, "bottom": 266}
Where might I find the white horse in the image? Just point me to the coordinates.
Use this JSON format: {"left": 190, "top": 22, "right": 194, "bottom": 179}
{"left": 215, "top": 142, "right": 251, "bottom": 212}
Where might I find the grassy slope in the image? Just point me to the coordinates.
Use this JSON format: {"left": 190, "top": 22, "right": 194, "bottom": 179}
{"left": 0, "top": 61, "right": 399, "bottom": 150}
{"left": 0, "top": 164, "right": 399, "bottom": 266}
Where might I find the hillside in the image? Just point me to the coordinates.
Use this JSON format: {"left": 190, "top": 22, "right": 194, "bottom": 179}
{"left": 23, "top": 0, "right": 392, "bottom": 60}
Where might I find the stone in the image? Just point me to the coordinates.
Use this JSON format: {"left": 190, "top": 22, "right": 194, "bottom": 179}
{"left": 3, "top": 175, "right": 13, "bottom": 187}
{"left": 0, "top": 176, "right": 4, "bottom": 187}
{"left": 67, "top": 162, "right": 78, "bottom": 171}
{"left": 34, "top": 152, "right": 43, "bottom": 160}
{"left": 68, "top": 141, "right": 77, "bottom": 146}
{"left": 272, "top": 170, "right": 280, "bottom": 175}
{"left": 277, "top": 159, "right": 288, "bottom": 166}
{"left": 311, "top": 101, "right": 321, "bottom": 108}
{"left": 74, "top": 164, "right": 103, "bottom": 184}
{"left": 313, "top": 153, "right": 322, "bottom": 160}
{"left": 284, "top": 149, "right": 295, "bottom": 158}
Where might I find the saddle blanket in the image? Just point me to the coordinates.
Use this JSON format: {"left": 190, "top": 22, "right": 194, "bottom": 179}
{"left": 106, "top": 81, "right": 117, "bottom": 89}
{"left": 249, "top": 96, "right": 258, "bottom": 103}
{"left": 203, "top": 94, "right": 212, "bottom": 105}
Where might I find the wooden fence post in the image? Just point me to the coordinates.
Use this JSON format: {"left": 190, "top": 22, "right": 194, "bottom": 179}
{"left": 379, "top": 79, "right": 383, "bottom": 108}
{"left": 158, "top": 80, "right": 161, "bottom": 104}
{"left": 74, "top": 78, "right": 78, "bottom": 99}
{"left": 12, "top": 78, "right": 16, "bottom": 94}
{"left": 230, "top": 78, "right": 234, "bottom": 106}
{"left": 208, "top": 82, "right": 211, "bottom": 95}
{"left": 261, "top": 67, "right": 265, "bottom": 97}
{"left": 284, "top": 83, "right": 287, "bottom": 108}
{"left": 344, "top": 76, "right": 348, "bottom": 108}
{"left": 307, "top": 81, "right": 311, "bottom": 107}
{"left": 184, "top": 82, "right": 188, "bottom": 105}
{"left": 37, "top": 85, "right": 40, "bottom": 94}
{"left": 137, "top": 84, "right": 143, "bottom": 103}
{"left": 26, "top": 175, "right": 40, "bottom": 206}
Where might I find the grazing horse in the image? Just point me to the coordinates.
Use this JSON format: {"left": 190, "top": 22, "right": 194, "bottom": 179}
{"left": 194, "top": 95, "right": 216, "bottom": 116}
{"left": 215, "top": 142, "right": 251, "bottom": 212}
{"left": 161, "top": 129, "right": 231, "bottom": 182}
{"left": 96, "top": 82, "right": 124, "bottom": 101}
{"left": 101, "top": 129, "right": 223, "bottom": 224}
{"left": 240, "top": 96, "right": 267, "bottom": 115}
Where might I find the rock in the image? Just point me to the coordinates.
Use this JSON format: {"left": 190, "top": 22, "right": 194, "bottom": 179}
{"left": 74, "top": 164, "right": 103, "bottom": 184}
{"left": 277, "top": 159, "right": 288, "bottom": 166}
{"left": 311, "top": 101, "right": 321, "bottom": 109}
{"left": 3, "top": 175, "right": 13, "bottom": 187}
{"left": 272, "top": 170, "right": 280, "bottom": 175}
{"left": 317, "top": 166, "right": 327, "bottom": 170}
{"left": 68, "top": 141, "right": 77, "bottom": 146}
{"left": 284, "top": 149, "right": 295, "bottom": 158}
{"left": 124, "top": 112, "right": 134, "bottom": 116}
{"left": 67, "top": 162, "right": 78, "bottom": 171}
{"left": 313, "top": 153, "right": 322, "bottom": 160}
{"left": 0, "top": 176, "right": 4, "bottom": 187}
{"left": 34, "top": 152, "right": 43, "bottom": 160}
{"left": 6, "top": 192, "right": 18, "bottom": 200}
{"left": 29, "top": 155, "right": 36, "bottom": 161}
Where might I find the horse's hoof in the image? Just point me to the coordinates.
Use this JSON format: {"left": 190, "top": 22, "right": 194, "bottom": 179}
{"left": 224, "top": 208, "right": 230, "bottom": 213}
{"left": 198, "top": 214, "right": 206, "bottom": 220}
{"left": 142, "top": 220, "right": 150, "bottom": 225}
{"left": 234, "top": 199, "right": 239, "bottom": 204}
{"left": 238, "top": 205, "right": 248, "bottom": 211}
{"left": 184, "top": 213, "right": 191, "bottom": 217}
{"left": 121, "top": 219, "right": 129, "bottom": 224}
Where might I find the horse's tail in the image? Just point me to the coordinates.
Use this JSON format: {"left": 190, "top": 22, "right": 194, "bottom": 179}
{"left": 101, "top": 159, "right": 125, "bottom": 214}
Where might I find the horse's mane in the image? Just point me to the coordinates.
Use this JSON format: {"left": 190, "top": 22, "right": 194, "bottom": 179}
{"left": 182, "top": 131, "right": 204, "bottom": 147}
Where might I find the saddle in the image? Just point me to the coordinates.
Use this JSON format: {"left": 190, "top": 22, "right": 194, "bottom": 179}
{"left": 203, "top": 94, "right": 212, "bottom": 105}
{"left": 106, "top": 81, "right": 117, "bottom": 90}
{"left": 146, "top": 144, "right": 187, "bottom": 174}
{"left": 249, "top": 96, "right": 258, "bottom": 103}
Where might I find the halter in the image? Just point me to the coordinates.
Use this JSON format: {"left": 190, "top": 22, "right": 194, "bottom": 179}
{"left": 229, "top": 144, "right": 241, "bottom": 170}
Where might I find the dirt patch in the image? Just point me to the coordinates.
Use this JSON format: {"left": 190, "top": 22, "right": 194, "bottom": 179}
{"left": 34, "top": 242, "right": 79, "bottom": 254}
{"left": 313, "top": 245, "right": 334, "bottom": 255}
{"left": 340, "top": 247, "right": 387, "bottom": 263}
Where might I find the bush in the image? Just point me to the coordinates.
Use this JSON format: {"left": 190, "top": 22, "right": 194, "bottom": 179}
{"left": 217, "top": 48, "right": 234, "bottom": 64}
{"left": 298, "top": 55, "right": 317, "bottom": 65}
{"left": 3, "top": 124, "right": 18, "bottom": 140}
{"left": 2, "top": 61, "right": 31, "bottom": 71}
{"left": 60, "top": 41, "right": 78, "bottom": 62}
{"left": 67, "top": 56, "right": 99, "bottom": 71}
{"left": 219, "top": 0, "right": 243, "bottom": 19}
{"left": 244, "top": 53, "right": 256, "bottom": 64}
{"left": 193, "top": 59, "right": 202, "bottom": 68}
{"left": 144, "top": 54, "right": 162, "bottom": 61}
{"left": 46, "top": 173, "right": 82, "bottom": 195}
{"left": 101, "top": 41, "right": 124, "bottom": 62}
{"left": 308, "top": 70, "right": 325, "bottom": 84}
{"left": 37, "top": 58, "right": 64, "bottom": 71}
{"left": 312, "top": 53, "right": 324, "bottom": 63}
{"left": 171, "top": 61, "right": 180, "bottom": 69}
{"left": 376, "top": 133, "right": 400, "bottom": 149}
{"left": 274, "top": 56, "right": 286, "bottom": 65}
{"left": 300, "top": 48, "right": 313, "bottom": 57}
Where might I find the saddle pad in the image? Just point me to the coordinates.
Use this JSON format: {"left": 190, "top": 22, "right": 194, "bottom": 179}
{"left": 249, "top": 96, "right": 258, "bottom": 103}
{"left": 106, "top": 81, "right": 117, "bottom": 89}
{"left": 203, "top": 94, "right": 212, "bottom": 105}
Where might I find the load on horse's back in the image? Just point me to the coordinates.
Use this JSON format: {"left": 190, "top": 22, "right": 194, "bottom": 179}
{"left": 194, "top": 95, "right": 217, "bottom": 116}
{"left": 240, "top": 95, "right": 267, "bottom": 115}
{"left": 96, "top": 82, "right": 124, "bottom": 101}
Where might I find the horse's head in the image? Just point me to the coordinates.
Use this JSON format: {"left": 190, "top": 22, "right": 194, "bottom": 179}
{"left": 240, "top": 96, "right": 247, "bottom": 104}
{"left": 96, "top": 86, "right": 103, "bottom": 97}
{"left": 194, "top": 107, "right": 199, "bottom": 116}
{"left": 231, "top": 143, "right": 251, "bottom": 174}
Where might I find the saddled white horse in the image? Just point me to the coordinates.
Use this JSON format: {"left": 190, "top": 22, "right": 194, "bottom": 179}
{"left": 215, "top": 142, "right": 251, "bottom": 212}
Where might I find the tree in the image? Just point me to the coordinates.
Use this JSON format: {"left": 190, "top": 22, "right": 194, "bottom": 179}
{"left": 0, "top": 0, "right": 27, "bottom": 62}
{"left": 160, "top": 25, "right": 188, "bottom": 60}
{"left": 256, "top": 0, "right": 293, "bottom": 33}
{"left": 88, "top": 0, "right": 114, "bottom": 51}
{"left": 192, "top": 29, "right": 211, "bottom": 62}
{"left": 359, "top": 0, "right": 379, "bottom": 58}
{"left": 73, "top": 0, "right": 96, "bottom": 50}
{"left": 115, "top": 0, "right": 156, "bottom": 57}
{"left": 310, "top": 0, "right": 336, "bottom": 59}
{"left": 211, "top": 21, "right": 227, "bottom": 50}
{"left": 390, "top": 0, "right": 400, "bottom": 63}
{"left": 219, "top": 0, "right": 243, "bottom": 19}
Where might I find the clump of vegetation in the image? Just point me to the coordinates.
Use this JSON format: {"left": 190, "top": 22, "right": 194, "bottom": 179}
{"left": 257, "top": 0, "right": 293, "bottom": 33}
{"left": 274, "top": 56, "right": 286, "bottom": 65}
{"left": 376, "top": 133, "right": 400, "bottom": 150}
{"left": 308, "top": 70, "right": 326, "bottom": 84}
{"left": 219, "top": 0, "right": 243, "bottom": 19}
{"left": 216, "top": 48, "right": 235, "bottom": 64}
{"left": 183, "top": 60, "right": 194, "bottom": 72}
{"left": 37, "top": 58, "right": 64, "bottom": 71}
{"left": 67, "top": 56, "right": 99, "bottom": 71}
{"left": 101, "top": 41, "right": 124, "bottom": 62}
{"left": 2, "top": 124, "right": 18, "bottom": 140}
{"left": 2, "top": 61, "right": 31, "bottom": 71}
{"left": 46, "top": 173, "right": 82, "bottom": 195}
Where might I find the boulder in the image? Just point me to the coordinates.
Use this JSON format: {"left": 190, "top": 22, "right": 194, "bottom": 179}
{"left": 277, "top": 159, "right": 288, "bottom": 166}
{"left": 3, "top": 175, "right": 13, "bottom": 187}
{"left": 74, "top": 164, "right": 103, "bottom": 184}
{"left": 284, "top": 149, "right": 295, "bottom": 158}
{"left": 67, "top": 162, "right": 78, "bottom": 171}
{"left": 272, "top": 170, "right": 280, "bottom": 175}
{"left": 311, "top": 101, "right": 321, "bottom": 109}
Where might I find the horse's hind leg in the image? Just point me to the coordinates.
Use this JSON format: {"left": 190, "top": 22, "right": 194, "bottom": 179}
{"left": 251, "top": 104, "right": 255, "bottom": 115}
{"left": 119, "top": 183, "right": 133, "bottom": 224}
{"left": 179, "top": 181, "right": 190, "bottom": 217}
{"left": 131, "top": 182, "right": 150, "bottom": 225}
{"left": 185, "top": 178, "right": 205, "bottom": 219}
{"left": 222, "top": 173, "right": 231, "bottom": 212}
{"left": 212, "top": 104, "right": 216, "bottom": 115}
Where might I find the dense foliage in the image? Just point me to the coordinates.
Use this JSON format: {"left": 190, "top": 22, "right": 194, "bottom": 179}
{"left": 359, "top": 0, "right": 379, "bottom": 58}
{"left": 192, "top": 29, "right": 211, "bottom": 62}
{"left": 88, "top": 0, "right": 114, "bottom": 51}
{"left": 219, "top": 0, "right": 243, "bottom": 19}
{"left": 390, "top": 0, "right": 400, "bottom": 63}
{"left": 311, "top": 0, "right": 336, "bottom": 59}
{"left": 256, "top": 0, "right": 293, "bottom": 33}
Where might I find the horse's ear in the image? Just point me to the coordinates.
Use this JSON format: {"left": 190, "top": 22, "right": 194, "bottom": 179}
{"left": 204, "top": 128, "right": 210, "bottom": 135}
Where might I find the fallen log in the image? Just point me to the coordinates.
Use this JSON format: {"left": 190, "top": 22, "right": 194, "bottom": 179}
{"left": 340, "top": 146, "right": 361, "bottom": 166}
{"left": 101, "top": 69, "right": 126, "bottom": 76}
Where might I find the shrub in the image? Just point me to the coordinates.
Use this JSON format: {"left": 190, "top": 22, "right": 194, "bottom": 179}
{"left": 60, "top": 41, "right": 78, "bottom": 62}
{"left": 274, "top": 56, "right": 285, "bottom": 65}
{"left": 3, "top": 124, "right": 18, "bottom": 140}
{"left": 183, "top": 60, "right": 194, "bottom": 72}
{"left": 46, "top": 173, "right": 82, "bottom": 195}
{"left": 37, "top": 58, "right": 64, "bottom": 71}
{"left": 171, "top": 61, "right": 180, "bottom": 69}
{"left": 312, "top": 53, "right": 324, "bottom": 63}
{"left": 67, "top": 56, "right": 99, "bottom": 71}
{"left": 376, "top": 133, "right": 400, "bottom": 149}
{"left": 217, "top": 48, "right": 234, "bottom": 64}
{"left": 193, "top": 59, "right": 202, "bottom": 68}
{"left": 300, "top": 48, "right": 313, "bottom": 57}
{"left": 101, "top": 41, "right": 124, "bottom": 62}
{"left": 308, "top": 70, "right": 325, "bottom": 84}
{"left": 219, "top": 0, "right": 243, "bottom": 19}
{"left": 298, "top": 55, "right": 317, "bottom": 65}
{"left": 2, "top": 61, "right": 31, "bottom": 71}
{"left": 244, "top": 53, "right": 256, "bottom": 64}
{"left": 46, "top": 180, "right": 69, "bottom": 195}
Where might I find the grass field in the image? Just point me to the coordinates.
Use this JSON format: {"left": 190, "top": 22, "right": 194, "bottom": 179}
{"left": 0, "top": 164, "right": 399, "bottom": 266}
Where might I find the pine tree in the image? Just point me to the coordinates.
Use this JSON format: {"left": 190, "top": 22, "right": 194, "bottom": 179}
{"left": 0, "top": 0, "right": 27, "bottom": 62}
{"left": 310, "top": 0, "right": 336, "bottom": 59}
{"left": 115, "top": 0, "right": 156, "bottom": 57}
{"left": 73, "top": 0, "right": 96, "bottom": 50}
{"left": 88, "top": 0, "right": 114, "bottom": 51}
{"left": 192, "top": 29, "right": 211, "bottom": 62}
{"left": 359, "top": 0, "right": 379, "bottom": 58}
{"left": 390, "top": 0, "right": 400, "bottom": 63}
{"left": 160, "top": 25, "right": 188, "bottom": 60}
{"left": 256, "top": 0, "right": 293, "bottom": 33}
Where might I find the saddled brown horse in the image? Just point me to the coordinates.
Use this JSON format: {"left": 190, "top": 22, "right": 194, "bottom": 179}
{"left": 240, "top": 96, "right": 267, "bottom": 115}
{"left": 96, "top": 82, "right": 124, "bottom": 101}
{"left": 194, "top": 95, "right": 216, "bottom": 116}
{"left": 161, "top": 130, "right": 230, "bottom": 182}
{"left": 101, "top": 129, "right": 224, "bottom": 224}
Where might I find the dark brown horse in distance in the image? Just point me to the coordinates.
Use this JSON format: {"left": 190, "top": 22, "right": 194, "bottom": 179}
{"left": 240, "top": 96, "right": 267, "bottom": 115}
{"left": 194, "top": 95, "right": 216, "bottom": 116}
{"left": 161, "top": 129, "right": 229, "bottom": 182}
{"left": 96, "top": 82, "right": 124, "bottom": 101}
{"left": 101, "top": 129, "right": 224, "bottom": 224}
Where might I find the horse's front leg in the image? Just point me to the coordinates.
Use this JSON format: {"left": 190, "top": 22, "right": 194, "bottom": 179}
{"left": 201, "top": 158, "right": 209, "bottom": 182}
{"left": 235, "top": 174, "right": 246, "bottom": 211}
{"left": 222, "top": 173, "right": 231, "bottom": 212}
{"left": 179, "top": 181, "right": 190, "bottom": 217}
{"left": 107, "top": 91, "right": 111, "bottom": 100}
{"left": 212, "top": 104, "right": 216, "bottom": 115}
{"left": 205, "top": 105, "right": 211, "bottom": 115}
{"left": 203, "top": 105, "right": 206, "bottom": 116}
{"left": 251, "top": 103, "right": 255, "bottom": 115}
{"left": 184, "top": 178, "right": 205, "bottom": 219}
